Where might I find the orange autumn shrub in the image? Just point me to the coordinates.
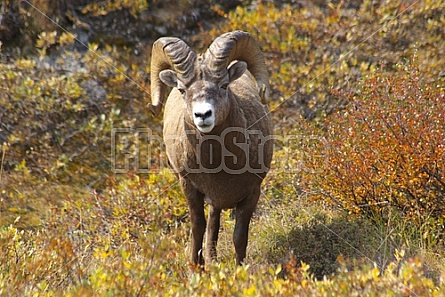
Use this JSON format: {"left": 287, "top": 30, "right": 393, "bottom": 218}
{"left": 302, "top": 62, "right": 444, "bottom": 229}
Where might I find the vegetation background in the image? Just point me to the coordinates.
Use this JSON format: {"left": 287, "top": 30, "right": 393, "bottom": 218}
{"left": 0, "top": 0, "right": 444, "bottom": 295}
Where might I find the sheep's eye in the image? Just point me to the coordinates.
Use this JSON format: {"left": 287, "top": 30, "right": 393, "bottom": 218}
{"left": 178, "top": 88, "right": 186, "bottom": 95}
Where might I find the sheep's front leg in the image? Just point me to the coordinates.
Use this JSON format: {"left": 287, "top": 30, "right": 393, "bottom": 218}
{"left": 206, "top": 205, "right": 221, "bottom": 262}
{"left": 182, "top": 180, "right": 206, "bottom": 267}
{"left": 233, "top": 186, "right": 260, "bottom": 265}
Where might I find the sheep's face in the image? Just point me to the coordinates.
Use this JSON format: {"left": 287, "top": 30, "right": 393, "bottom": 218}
{"left": 184, "top": 80, "right": 221, "bottom": 133}
{"left": 159, "top": 61, "right": 247, "bottom": 133}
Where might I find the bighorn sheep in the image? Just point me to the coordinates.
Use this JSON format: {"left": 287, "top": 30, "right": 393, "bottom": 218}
{"left": 149, "top": 31, "right": 273, "bottom": 266}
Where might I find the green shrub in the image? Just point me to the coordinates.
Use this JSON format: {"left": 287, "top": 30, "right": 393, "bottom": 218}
{"left": 0, "top": 172, "right": 190, "bottom": 296}
{"left": 211, "top": 1, "right": 445, "bottom": 117}
{"left": 81, "top": 0, "right": 148, "bottom": 17}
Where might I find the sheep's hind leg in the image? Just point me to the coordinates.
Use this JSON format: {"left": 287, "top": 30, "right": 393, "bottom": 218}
{"left": 206, "top": 205, "right": 221, "bottom": 262}
{"left": 233, "top": 187, "right": 260, "bottom": 265}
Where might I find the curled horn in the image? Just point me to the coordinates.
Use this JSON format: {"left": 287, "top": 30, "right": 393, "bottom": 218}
{"left": 204, "top": 30, "right": 270, "bottom": 104}
{"left": 149, "top": 37, "right": 196, "bottom": 116}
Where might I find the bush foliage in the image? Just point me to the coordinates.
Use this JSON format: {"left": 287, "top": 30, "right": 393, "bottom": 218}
{"left": 1, "top": 174, "right": 444, "bottom": 296}
{"left": 1, "top": 0, "right": 445, "bottom": 295}
{"left": 298, "top": 61, "right": 445, "bottom": 228}
{"left": 213, "top": 0, "right": 445, "bottom": 117}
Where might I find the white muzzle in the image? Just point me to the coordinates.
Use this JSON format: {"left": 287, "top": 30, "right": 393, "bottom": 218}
{"left": 192, "top": 102, "right": 215, "bottom": 133}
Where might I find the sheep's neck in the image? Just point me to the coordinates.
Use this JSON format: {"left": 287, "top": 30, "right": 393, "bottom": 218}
{"left": 213, "top": 99, "right": 246, "bottom": 135}
{"left": 183, "top": 99, "right": 248, "bottom": 171}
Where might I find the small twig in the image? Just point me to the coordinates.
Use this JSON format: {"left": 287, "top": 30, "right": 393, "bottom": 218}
{"left": 0, "top": 144, "right": 6, "bottom": 183}
{"left": 136, "top": 241, "right": 160, "bottom": 297}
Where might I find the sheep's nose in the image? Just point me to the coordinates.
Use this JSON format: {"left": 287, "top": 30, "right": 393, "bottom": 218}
{"left": 192, "top": 103, "right": 215, "bottom": 133}
{"left": 194, "top": 110, "right": 212, "bottom": 120}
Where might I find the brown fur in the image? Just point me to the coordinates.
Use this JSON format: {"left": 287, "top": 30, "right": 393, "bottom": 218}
{"left": 163, "top": 72, "right": 273, "bottom": 266}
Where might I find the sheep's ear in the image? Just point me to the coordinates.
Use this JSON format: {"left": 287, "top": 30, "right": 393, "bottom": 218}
{"left": 227, "top": 61, "right": 247, "bottom": 83}
{"left": 159, "top": 69, "right": 178, "bottom": 87}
